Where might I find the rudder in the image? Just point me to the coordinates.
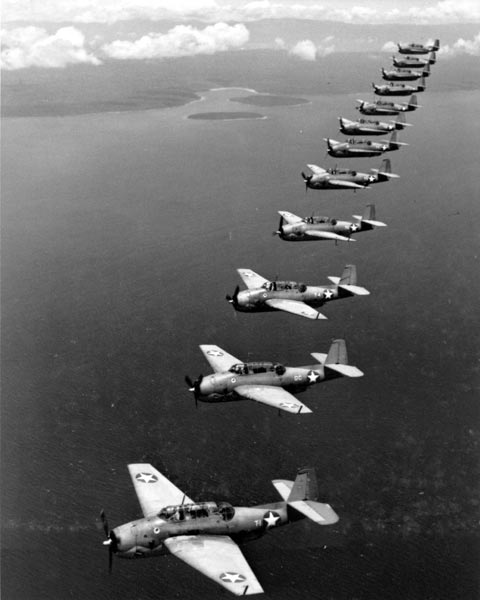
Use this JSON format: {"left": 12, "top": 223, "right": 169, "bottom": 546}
{"left": 339, "top": 265, "right": 357, "bottom": 286}
{"left": 325, "top": 339, "right": 348, "bottom": 366}
{"left": 287, "top": 467, "right": 318, "bottom": 502}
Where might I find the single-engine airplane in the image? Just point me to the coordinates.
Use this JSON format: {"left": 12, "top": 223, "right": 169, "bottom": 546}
{"left": 101, "top": 464, "right": 339, "bottom": 596}
{"left": 339, "top": 114, "right": 411, "bottom": 135}
{"left": 373, "top": 77, "right": 426, "bottom": 96}
{"left": 274, "top": 203, "right": 387, "bottom": 242}
{"left": 356, "top": 94, "right": 420, "bottom": 115}
{"left": 324, "top": 131, "right": 407, "bottom": 158}
{"left": 381, "top": 63, "right": 430, "bottom": 81}
{"left": 226, "top": 266, "right": 369, "bottom": 320}
{"left": 393, "top": 52, "right": 436, "bottom": 68}
{"left": 185, "top": 340, "right": 363, "bottom": 414}
{"left": 397, "top": 39, "right": 440, "bottom": 54}
{"left": 302, "top": 158, "right": 398, "bottom": 191}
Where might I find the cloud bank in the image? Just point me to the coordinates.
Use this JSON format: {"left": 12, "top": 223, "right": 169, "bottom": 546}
{"left": 439, "top": 32, "right": 480, "bottom": 55}
{"left": 1, "top": 26, "right": 101, "bottom": 70}
{"left": 101, "top": 23, "right": 249, "bottom": 60}
{"left": 288, "top": 37, "right": 335, "bottom": 61}
{"left": 3, "top": 0, "right": 480, "bottom": 24}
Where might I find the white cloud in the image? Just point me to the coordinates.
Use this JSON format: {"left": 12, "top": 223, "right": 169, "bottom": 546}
{"left": 3, "top": 0, "right": 480, "bottom": 24}
{"left": 382, "top": 41, "right": 398, "bottom": 52}
{"left": 440, "top": 32, "right": 480, "bottom": 56}
{"left": 289, "top": 39, "right": 317, "bottom": 61}
{"left": 101, "top": 22, "right": 249, "bottom": 60}
{"left": 1, "top": 26, "right": 101, "bottom": 70}
{"left": 288, "top": 37, "right": 335, "bottom": 61}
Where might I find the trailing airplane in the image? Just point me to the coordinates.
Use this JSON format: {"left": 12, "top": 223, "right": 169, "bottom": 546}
{"left": 373, "top": 77, "right": 426, "bottom": 96}
{"left": 185, "top": 340, "right": 363, "bottom": 414}
{"left": 339, "top": 114, "right": 411, "bottom": 135}
{"left": 356, "top": 94, "right": 420, "bottom": 115}
{"left": 393, "top": 52, "right": 436, "bottom": 68}
{"left": 301, "top": 158, "right": 399, "bottom": 191}
{"left": 274, "top": 203, "right": 387, "bottom": 242}
{"left": 397, "top": 39, "right": 440, "bottom": 54}
{"left": 381, "top": 63, "right": 430, "bottom": 81}
{"left": 101, "top": 464, "right": 339, "bottom": 596}
{"left": 226, "top": 265, "right": 369, "bottom": 320}
{"left": 324, "top": 131, "right": 407, "bottom": 158}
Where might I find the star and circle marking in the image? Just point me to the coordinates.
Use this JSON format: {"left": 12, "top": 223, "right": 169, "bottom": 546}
{"left": 220, "top": 572, "right": 246, "bottom": 584}
{"left": 263, "top": 511, "right": 280, "bottom": 529}
{"left": 135, "top": 472, "right": 158, "bottom": 484}
{"left": 323, "top": 289, "right": 334, "bottom": 300}
{"left": 280, "top": 402, "right": 299, "bottom": 410}
{"left": 350, "top": 223, "right": 360, "bottom": 232}
{"left": 307, "top": 370, "right": 320, "bottom": 384}
{"left": 206, "top": 350, "right": 223, "bottom": 357}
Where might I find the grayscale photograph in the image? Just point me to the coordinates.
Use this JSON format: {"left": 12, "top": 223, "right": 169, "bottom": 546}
{"left": 2, "top": 0, "right": 479, "bottom": 598}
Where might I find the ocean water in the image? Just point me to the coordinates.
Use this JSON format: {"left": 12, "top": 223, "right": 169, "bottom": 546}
{"left": 2, "top": 80, "right": 479, "bottom": 599}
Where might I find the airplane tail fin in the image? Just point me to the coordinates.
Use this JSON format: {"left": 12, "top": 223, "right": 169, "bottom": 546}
{"left": 422, "top": 63, "right": 431, "bottom": 77}
{"left": 394, "top": 112, "right": 411, "bottom": 129}
{"left": 352, "top": 204, "right": 387, "bottom": 228}
{"left": 323, "top": 339, "right": 364, "bottom": 378}
{"left": 285, "top": 467, "right": 339, "bottom": 525}
{"left": 429, "top": 51, "right": 436, "bottom": 64}
{"left": 418, "top": 76, "right": 426, "bottom": 91}
{"left": 336, "top": 265, "right": 370, "bottom": 297}
{"left": 407, "top": 94, "right": 420, "bottom": 110}
{"left": 388, "top": 130, "right": 408, "bottom": 150}
{"left": 374, "top": 158, "right": 399, "bottom": 181}
{"left": 432, "top": 39, "right": 440, "bottom": 51}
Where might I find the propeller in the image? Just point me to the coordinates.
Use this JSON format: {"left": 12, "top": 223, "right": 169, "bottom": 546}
{"left": 185, "top": 374, "right": 203, "bottom": 408}
{"left": 272, "top": 214, "right": 284, "bottom": 236}
{"left": 225, "top": 285, "right": 240, "bottom": 306}
{"left": 301, "top": 172, "right": 312, "bottom": 193}
{"left": 100, "top": 510, "right": 117, "bottom": 574}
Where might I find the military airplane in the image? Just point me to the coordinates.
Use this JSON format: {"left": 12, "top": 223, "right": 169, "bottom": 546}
{"left": 100, "top": 464, "right": 338, "bottom": 595}
{"left": 226, "top": 266, "right": 369, "bottom": 320}
{"left": 397, "top": 39, "right": 440, "bottom": 54}
{"left": 302, "top": 158, "right": 398, "bottom": 191}
{"left": 393, "top": 52, "right": 436, "bottom": 68}
{"left": 373, "top": 77, "right": 425, "bottom": 96}
{"left": 185, "top": 340, "right": 363, "bottom": 414}
{"left": 356, "top": 94, "right": 420, "bottom": 115}
{"left": 339, "top": 114, "right": 411, "bottom": 135}
{"left": 324, "top": 131, "right": 407, "bottom": 158}
{"left": 381, "top": 63, "right": 430, "bottom": 81}
{"left": 274, "top": 203, "right": 387, "bottom": 243}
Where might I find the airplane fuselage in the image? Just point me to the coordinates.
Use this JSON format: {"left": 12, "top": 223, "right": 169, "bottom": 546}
{"left": 279, "top": 219, "right": 367, "bottom": 241}
{"left": 393, "top": 56, "right": 434, "bottom": 68}
{"left": 382, "top": 68, "right": 422, "bottom": 81}
{"left": 234, "top": 284, "right": 347, "bottom": 313}
{"left": 197, "top": 364, "right": 340, "bottom": 402}
{"left": 326, "top": 139, "right": 388, "bottom": 158}
{"left": 374, "top": 84, "right": 421, "bottom": 96}
{"left": 358, "top": 101, "right": 414, "bottom": 115}
{"left": 112, "top": 502, "right": 291, "bottom": 559}
{"left": 398, "top": 44, "right": 432, "bottom": 54}
{"left": 307, "top": 172, "right": 374, "bottom": 189}
{"left": 340, "top": 119, "right": 396, "bottom": 135}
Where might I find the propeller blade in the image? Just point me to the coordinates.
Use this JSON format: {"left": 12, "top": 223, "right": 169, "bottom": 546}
{"left": 273, "top": 214, "right": 284, "bottom": 236}
{"left": 185, "top": 375, "right": 194, "bottom": 390}
{"left": 108, "top": 544, "right": 113, "bottom": 574}
{"left": 100, "top": 510, "right": 109, "bottom": 539}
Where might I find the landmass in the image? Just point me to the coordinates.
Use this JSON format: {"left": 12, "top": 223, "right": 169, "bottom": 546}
{"left": 188, "top": 111, "right": 265, "bottom": 120}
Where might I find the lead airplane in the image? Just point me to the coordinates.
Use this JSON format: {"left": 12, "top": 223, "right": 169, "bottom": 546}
{"left": 381, "top": 63, "right": 430, "bottom": 81}
{"left": 302, "top": 158, "right": 399, "bottom": 191}
{"left": 356, "top": 94, "right": 420, "bottom": 115}
{"left": 101, "top": 464, "right": 339, "bottom": 596}
{"left": 226, "top": 266, "right": 369, "bottom": 320}
{"left": 339, "top": 113, "right": 411, "bottom": 135}
{"left": 185, "top": 340, "right": 363, "bottom": 414}
{"left": 373, "top": 77, "right": 426, "bottom": 96}
{"left": 324, "top": 131, "right": 407, "bottom": 158}
{"left": 274, "top": 203, "right": 387, "bottom": 242}
{"left": 397, "top": 39, "right": 440, "bottom": 54}
{"left": 393, "top": 52, "right": 436, "bottom": 68}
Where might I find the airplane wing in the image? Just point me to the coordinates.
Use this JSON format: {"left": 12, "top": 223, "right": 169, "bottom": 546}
{"left": 265, "top": 298, "right": 327, "bottom": 320}
{"left": 304, "top": 230, "right": 354, "bottom": 242}
{"left": 199, "top": 345, "right": 241, "bottom": 372}
{"left": 328, "top": 179, "right": 367, "bottom": 189}
{"left": 164, "top": 535, "right": 264, "bottom": 596}
{"left": 237, "top": 269, "right": 269, "bottom": 290}
{"left": 278, "top": 211, "right": 303, "bottom": 224}
{"left": 127, "top": 463, "right": 194, "bottom": 518}
{"left": 306, "top": 164, "right": 326, "bottom": 175}
{"left": 235, "top": 385, "right": 312, "bottom": 414}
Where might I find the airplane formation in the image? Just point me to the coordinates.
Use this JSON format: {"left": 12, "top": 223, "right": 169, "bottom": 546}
{"left": 101, "top": 37, "right": 440, "bottom": 595}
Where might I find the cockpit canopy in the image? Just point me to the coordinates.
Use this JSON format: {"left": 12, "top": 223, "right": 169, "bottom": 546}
{"left": 305, "top": 215, "right": 331, "bottom": 224}
{"left": 158, "top": 501, "right": 235, "bottom": 522}
{"left": 261, "top": 281, "right": 306, "bottom": 292}
{"left": 229, "top": 362, "right": 286, "bottom": 376}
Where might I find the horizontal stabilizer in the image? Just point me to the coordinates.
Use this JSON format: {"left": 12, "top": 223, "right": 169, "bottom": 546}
{"left": 372, "top": 169, "right": 400, "bottom": 179}
{"left": 288, "top": 500, "right": 339, "bottom": 525}
{"left": 325, "top": 364, "right": 363, "bottom": 378}
{"left": 328, "top": 276, "right": 340, "bottom": 285}
{"left": 358, "top": 218, "right": 387, "bottom": 227}
{"left": 305, "top": 230, "right": 354, "bottom": 242}
{"left": 271, "top": 479, "right": 294, "bottom": 501}
{"left": 338, "top": 284, "right": 370, "bottom": 296}
{"left": 311, "top": 352, "right": 327, "bottom": 364}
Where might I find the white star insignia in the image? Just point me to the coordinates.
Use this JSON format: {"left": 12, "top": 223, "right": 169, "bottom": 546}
{"left": 206, "top": 350, "right": 223, "bottom": 356}
{"left": 136, "top": 473, "right": 158, "bottom": 483}
{"left": 220, "top": 572, "right": 246, "bottom": 583}
{"left": 323, "top": 289, "right": 334, "bottom": 299}
{"left": 350, "top": 223, "right": 359, "bottom": 232}
{"left": 280, "top": 402, "right": 299, "bottom": 409}
{"left": 243, "top": 271, "right": 254, "bottom": 277}
{"left": 307, "top": 370, "right": 320, "bottom": 384}
{"left": 263, "top": 511, "right": 280, "bottom": 529}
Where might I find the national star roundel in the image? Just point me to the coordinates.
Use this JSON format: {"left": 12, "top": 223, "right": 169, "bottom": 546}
{"left": 220, "top": 572, "right": 246, "bottom": 584}
{"left": 135, "top": 472, "right": 159, "bottom": 484}
{"left": 263, "top": 510, "right": 281, "bottom": 529}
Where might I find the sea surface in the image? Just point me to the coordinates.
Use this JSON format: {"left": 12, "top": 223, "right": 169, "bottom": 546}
{"left": 2, "top": 75, "right": 479, "bottom": 599}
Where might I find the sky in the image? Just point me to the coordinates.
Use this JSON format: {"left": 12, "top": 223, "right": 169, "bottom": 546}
{"left": 1, "top": 1, "right": 480, "bottom": 69}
